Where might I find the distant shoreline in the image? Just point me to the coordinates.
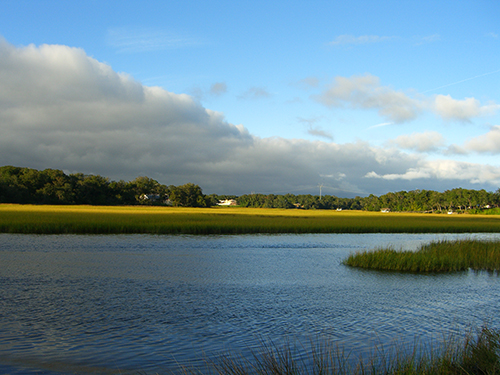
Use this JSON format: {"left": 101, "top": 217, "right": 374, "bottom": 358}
{"left": 2, "top": 204, "right": 500, "bottom": 235}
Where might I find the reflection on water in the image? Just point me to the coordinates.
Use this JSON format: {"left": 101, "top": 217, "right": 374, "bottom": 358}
{"left": 1, "top": 233, "right": 499, "bottom": 374}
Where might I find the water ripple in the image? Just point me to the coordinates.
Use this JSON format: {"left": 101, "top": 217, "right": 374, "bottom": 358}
{"left": 1, "top": 233, "right": 499, "bottom": 374}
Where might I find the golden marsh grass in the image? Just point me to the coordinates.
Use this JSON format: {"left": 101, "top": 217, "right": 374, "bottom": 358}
{"left": 2, "top": 204, "right": 500, "bottom": 234}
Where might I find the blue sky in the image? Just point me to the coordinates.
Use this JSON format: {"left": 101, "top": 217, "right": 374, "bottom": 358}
{"left": 0, "top": 0, "right": 499, "bottom": 196}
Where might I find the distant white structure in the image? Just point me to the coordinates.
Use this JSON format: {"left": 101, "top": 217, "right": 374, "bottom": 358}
{"left": 380, "top": 208, "right": 391, "bottom": 213}
{"left": 217, "top": 199, "right": 237, "bottom": 206}
{"left": 140, "top": 194, "right": 161, "bottom": 201}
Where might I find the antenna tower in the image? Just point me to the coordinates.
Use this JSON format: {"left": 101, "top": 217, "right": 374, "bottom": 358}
{"left": 318, "top": 183, "right": 324, "bottom": 200}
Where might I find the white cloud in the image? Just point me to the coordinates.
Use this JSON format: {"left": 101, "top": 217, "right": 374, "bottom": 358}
{"left": 313, "top": 75, "right": 422, "bottom": 123}
{"left": 444, "top": 144, "right": 469, "bottom": 155}
{"left": 1, "top": 37, "right": 499, "bottom": 196}
{"left": 389, "top": 131, "right": 445, "bottom": 152}
{"left": 365, "top": 168, "right": 432, "bottom": 180}
{"left": 465, "top": 125, "right": 500, "bottom": 153}
{"left": 313, "top": 75, "right": 499, "bottom": 124}
{"left": 320, "top": 173, "right": 346, "bottom": 180}
{"left": 366, "top": 159, "right": 500, "bottom": 185}
{"left": 433, "top": 95, "right": 500, "bottom": 121}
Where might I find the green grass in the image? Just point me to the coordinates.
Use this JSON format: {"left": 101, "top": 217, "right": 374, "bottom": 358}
{"left": 204, "top": 327, "right": 500, "bottom": 375}
{"left": 343, "top": 239, "right": 500, "bottom": 272}
{"left": 2, "top": 204, "right": 500, "bottom": 234}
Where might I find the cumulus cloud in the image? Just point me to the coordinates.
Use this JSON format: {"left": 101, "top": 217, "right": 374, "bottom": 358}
{"left": 444, "top": 144, "right": 469, "bottom": 155}
{"left": 313, "top": 75, "right": 499, "bottom": 123}
{"left": 366, "top": 159, "right": 500, "bottom": 186}
{"left": 389, "top": 131, "right": 445, "bottom": 152}
{"left": 0, "top": 38, "right": 250, "bottom": 181}
{"left": 1, "top": 37, "right": 498, "bottom": 196}
{"left": 464, "top": 126, "right": 500, "bottom": 153}
{"left": 313, "top": 75, "right": 422, "bottom": 123}
{"left": 432, "top": 95, "right": 499, "bottom": 121}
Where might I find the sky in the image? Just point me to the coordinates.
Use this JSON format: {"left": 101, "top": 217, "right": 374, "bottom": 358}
{"left": 0, "top": 0, "right": 499, "bottom": 197}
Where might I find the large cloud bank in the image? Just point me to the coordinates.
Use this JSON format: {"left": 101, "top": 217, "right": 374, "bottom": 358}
{"left": 1, "top": 38, "right": 499, "bottom": 196}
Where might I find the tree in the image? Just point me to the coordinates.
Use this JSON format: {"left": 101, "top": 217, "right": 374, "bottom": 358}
{"left": 71, "top": 173, "right": 112, "bottom": 205}
{"left": 129, "top": 176, "right": 168, "bottom": 204}
{"left": 169, "top": 183, "right": 209, "bottom": 207}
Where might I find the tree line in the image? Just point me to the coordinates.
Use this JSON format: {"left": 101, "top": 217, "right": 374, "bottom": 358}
{"left": 234, "top": 188, "right": 499, "bottom": 212}
{"left": 1, "top": 166, "right": 499, "bottom": 212}
{"left": 0, "top": 166, "right": 209, "bottom": 207}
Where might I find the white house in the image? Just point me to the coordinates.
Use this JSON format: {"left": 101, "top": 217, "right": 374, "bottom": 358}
{"left": 217, "top": 199, "right": 237, "bottom": 206}
{"left": 140, "top": 194, "right": 161, "bottom": 201}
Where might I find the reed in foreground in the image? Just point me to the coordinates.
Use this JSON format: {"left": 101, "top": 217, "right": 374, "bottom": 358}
{"left": 204, "top": 327, "right": 500, "bottom": 375}
{"left": 343, "top": 239, "right": 500, "bottom": 272}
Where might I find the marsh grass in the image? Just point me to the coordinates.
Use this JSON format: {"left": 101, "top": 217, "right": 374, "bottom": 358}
{"left": 203, "top": 327, "right": 500, "bottom": 375}
{"left": 2, "top": 205, "right": 500, "bottom": 234}
{"left": 343, "top": 239, "right": 500, "bottom": 272}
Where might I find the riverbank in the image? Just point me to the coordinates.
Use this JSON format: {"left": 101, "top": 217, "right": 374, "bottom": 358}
{"left": 2, "top": 204, "right": 500, "bottom": 234}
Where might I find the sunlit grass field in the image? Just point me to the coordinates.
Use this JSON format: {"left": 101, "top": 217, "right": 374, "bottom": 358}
{"left": 2, "top": 204, "right": 500, "bottom": 234}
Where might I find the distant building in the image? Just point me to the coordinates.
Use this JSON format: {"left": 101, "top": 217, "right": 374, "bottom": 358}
{"left": 140, "top": 194, "right": 161, "bottom": 201}
{"left": 217, "top": 199, "right": 237, "bottom": 206}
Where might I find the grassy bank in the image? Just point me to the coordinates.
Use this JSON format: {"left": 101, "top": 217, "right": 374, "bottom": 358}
{"left": 343, "top": 239, "right": 500, "bottom": 272}
{"left": 2, "top": 204, "right": 500, "bottom": 234}
{"left": 207, "top": 327, "right": 500, "bottom": 375}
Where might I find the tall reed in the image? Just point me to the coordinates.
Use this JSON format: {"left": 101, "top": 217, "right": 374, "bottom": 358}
{"left": 206, "top": 327, "right": 500, "bottom": 375}
{"left": 343, "top": 239, "right": 500, "bottom": 272}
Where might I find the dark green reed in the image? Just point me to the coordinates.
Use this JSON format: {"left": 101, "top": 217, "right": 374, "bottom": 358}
{"left": 344, "top": 239, "right": 500, "bottom": 272}
{"left": 205, "top": 327, "right": 500, "bottom": 375}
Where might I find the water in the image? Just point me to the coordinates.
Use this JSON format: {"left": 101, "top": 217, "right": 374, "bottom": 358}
{"left": 1, "top": 233, "right": 500, "bottom": 374}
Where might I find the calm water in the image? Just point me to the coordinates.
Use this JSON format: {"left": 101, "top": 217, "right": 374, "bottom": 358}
{"left": 1, "top": 233, "right": 500, "bottom": 374}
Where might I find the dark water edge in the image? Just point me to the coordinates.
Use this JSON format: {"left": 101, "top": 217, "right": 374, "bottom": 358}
{"left": 1, "top": 233, "right": 500, "bottom": 374}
